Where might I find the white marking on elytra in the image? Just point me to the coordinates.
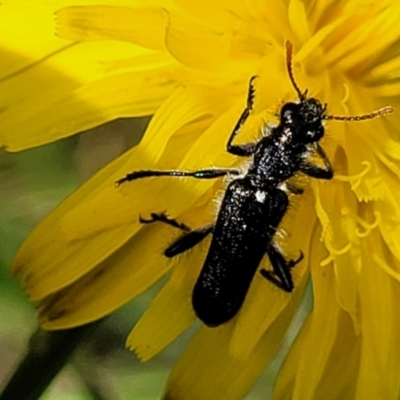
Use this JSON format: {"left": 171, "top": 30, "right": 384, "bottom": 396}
{"left": 255, "top": 190, "right": 266, "bottom": 203}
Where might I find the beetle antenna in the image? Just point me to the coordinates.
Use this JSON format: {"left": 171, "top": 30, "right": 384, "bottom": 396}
{"left": 324, "top": 106, "right": 393, "bottom": 121}
{"left": 285, "top": 41, "right": 304, "bottom": 100}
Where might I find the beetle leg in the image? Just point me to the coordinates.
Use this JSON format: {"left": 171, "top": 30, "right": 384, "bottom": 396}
{"left": 300, "top": 143, "right": 333, "bottom": 180}
{"left": 260, "top": 244, "right": 303, "bottom": 292}
{"left": 284, "top": 181, "right": 304, "bottom": 195}
{"left": 164, "top": 223, "right": 214, "bottom": 258}
{"left": 139, "top": 212, "right": 191, "bottom": 232}
{"left": 227, "top": 76, "right": 258, "bottom": 157}
{"left": 139, "top": 212, "right": 214, "bottom": 258}
{"left": 116, "top": 168, "right": 240, "bottom": 186}
{"left": 165, "top": 223, "right": 214, "bottom": 258}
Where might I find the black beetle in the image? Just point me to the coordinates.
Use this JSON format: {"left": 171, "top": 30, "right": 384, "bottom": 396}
{"left": 117, "top": 42, "right": 392, "bottom": 327}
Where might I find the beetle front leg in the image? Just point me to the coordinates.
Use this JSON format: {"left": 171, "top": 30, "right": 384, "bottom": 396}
{"left": 284, "top": 181, "right": 304, "bottom": 195}
{"left": 300, "top": 143, "right": 333, "bottom": 180}
{"left": 227, "top": 76, "right": 258, "bottom": 157}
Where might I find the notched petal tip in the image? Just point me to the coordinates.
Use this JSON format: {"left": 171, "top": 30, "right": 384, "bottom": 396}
{"left": 126, "top": 245, "right": 204, "bottom": 361}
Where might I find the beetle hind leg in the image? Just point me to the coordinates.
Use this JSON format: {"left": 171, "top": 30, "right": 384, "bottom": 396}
{"left": 287, "top": 251, "right": 304, "bottom": 268}
{"left": 139, "top": 212, "right": 191, "bottom": 232}
{"left": 165, "top": 223, "right": 214, "bottom": 258}
{"left": 260, "top": 243, "right": 304, "bottom": 292}
{"left": 139, "top": 212, "right": 214, "bottom": 258}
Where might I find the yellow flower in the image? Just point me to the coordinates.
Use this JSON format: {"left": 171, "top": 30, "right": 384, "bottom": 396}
{"left": 8, "top": 0, "right": 400, "bottom": 399}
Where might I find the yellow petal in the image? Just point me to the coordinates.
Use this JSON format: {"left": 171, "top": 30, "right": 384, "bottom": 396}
{"left": 170, "top": 0, "right": 236, "bottom": 30}
{"left": 355, "top": 235, "right": 400, "bottom": 399}
{"left": 165, "top": 13, "right": 230, "bottom": 70}
{"left": 288, "top": 0, "right": 310, "bottom": 43}
{"left": 56, "top": 5, "right": 168, "bottom": 51}
{"left": 39, "top": 221, "right": 175, "bottom": 329}
{"left": 274, "top": 308, "right": 360, "bottom": 400}
{"left": 127, "top": 235, "right": 209, "bottom": 361}
{"left": 0, "top": 3, "right": 182, "bottom": 150}
{"left": 164, "top": 294, "right": 305, "bottom": 400}
{"left": 12, "top": 147, "right": 136, "bottom": 292}
{"left": 1, "top": 40, "right": 177, "bottom": 151}
{"left": 314, "top": 178, "right": 360, "bottom": 322}
{"left": 273, "top": 226, "right": 351, "bottom": 400}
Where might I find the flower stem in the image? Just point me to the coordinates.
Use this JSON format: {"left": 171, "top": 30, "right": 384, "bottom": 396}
{"left": 0, "top": 323, "right": 100, "bottom": 400}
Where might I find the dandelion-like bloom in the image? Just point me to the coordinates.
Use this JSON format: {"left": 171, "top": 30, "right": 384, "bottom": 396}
{"left": 8, "top": 1, "right": 400, "bottom": 399}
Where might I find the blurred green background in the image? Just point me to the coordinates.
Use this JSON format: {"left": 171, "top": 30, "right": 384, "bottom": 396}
{"left": 0, "top": 118, "right": 307, "bottom": 399}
